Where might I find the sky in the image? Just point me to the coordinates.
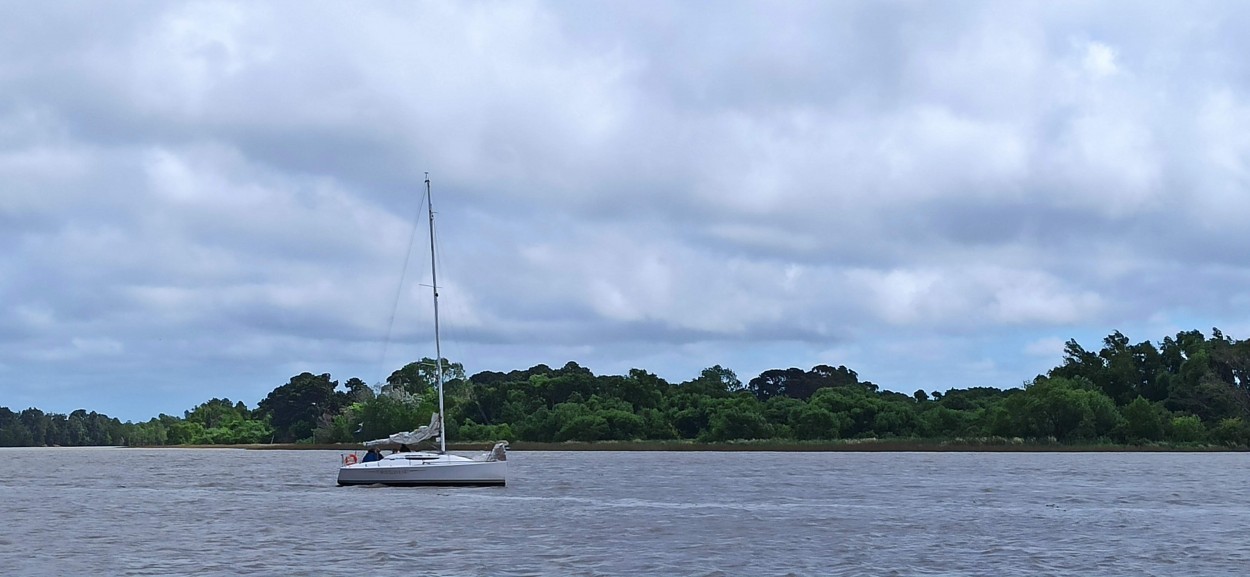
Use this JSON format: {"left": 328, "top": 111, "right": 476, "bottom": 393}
{"left": 4, "top": 1, "right": 1250, "bottom": 421}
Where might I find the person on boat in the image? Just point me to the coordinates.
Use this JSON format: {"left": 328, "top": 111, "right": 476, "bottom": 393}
{"left": 361, "top": 448, "right": 382, "bottom": 463}
{"left": 398, "top": 444, "right": 412, "bottom": 453}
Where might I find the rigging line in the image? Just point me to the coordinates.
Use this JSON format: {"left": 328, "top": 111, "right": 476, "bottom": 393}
{"left": 432, "top": 215, "right": 464, "bottom": 373}
{"left": 378, "top": 187, "right": 429, "bottom": 388}
{"left": 429, "top": 194, "right": 453, "bottom": 363}
{"left": 422, "top": 184, "right": 467, "bottom": 386}
{"left": 428, "top": 198, "right": 463, "bottom": 369}
{"left": 425, "top": 188, "right": 473, "bottom": 414}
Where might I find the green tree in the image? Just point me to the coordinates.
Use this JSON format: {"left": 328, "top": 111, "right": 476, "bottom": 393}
{"left": 458, "top": 420, "right": 514, "bottom": 442}
{"left": 557, "top": 414, "right": 609, "bottom": 441}
{"left": 702, "top": 397, "right": 773, "bottom": 441}
{"left": 808, "top": 385, "right": 886, "bottom": 437}
{"left": 0, "top": 408, "right": 31, "bottom": 446}
{"left": 872, "top": 402, "right": 919, "bottom": 437}
{"left": 996, "top": 377, "right": 1120, "bottom": 441}
{"left": 345, "top": 378, "right": 375, "bottom": 402}
{"left": 763, "top": 396, "right": 806, "bottom": 438}
{"left": 599, "top": 409, "right": 646, "bottom": 440}
{"left": 386, "top": 357, "right": 466, "bottom": 395}
{"left": 669, "top": 405, "right": 711, "bottom": 439}
{"left": 917, "top": 405, "right": 981, "bottom": 438}
{"left": 1210, "top": 417, "right": 1250, "bottom": 447}
{"left": 166, "top": 420, "right": 206, "bottom": 445}
{"left": 638, "top": 407, "right": 679, "bottom": 439}
{"left": 19, "top": 408, "right": 48, "bottom": 445}
{"left": 792, "top": 405, "right": 842, "bottom": 440}
{"left": 1168, "top": 415, "right": 1205, "bottom": 443}
{"left": 185, "top": 398, "right": 253, "bottom": 430}
{"left": 1118, "top": 396, "right": 1165, "bottom": 442}
{"left": 257, "top": 372, "right": 349, "bottom": 442}
{"left": 678, "top": 365, "right": 741, "bottom": 398}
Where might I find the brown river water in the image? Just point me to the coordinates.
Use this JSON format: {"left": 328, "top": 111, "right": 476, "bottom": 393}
{"left": 1, "top": 448, "right": 1247, "bottom": 576}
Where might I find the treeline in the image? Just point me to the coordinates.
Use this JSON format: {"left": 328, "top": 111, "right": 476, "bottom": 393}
{"left": 4, "top": 328, "right": 1250, "bottom": 448}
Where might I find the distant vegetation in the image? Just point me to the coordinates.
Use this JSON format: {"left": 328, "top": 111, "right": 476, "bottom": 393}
{"left": 4, "top": 328, "right": 1250, "bottom": 449}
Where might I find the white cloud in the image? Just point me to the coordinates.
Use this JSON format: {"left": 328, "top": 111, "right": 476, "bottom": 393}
{"left": 26, "top": 337, "right": 124, "bottom": 362}
{"left": 4, "top": 2, "right": 1250, "bottom": 419}
{"left": 1025, "top": 337, "right": 1068, "bottom": 358}
{"left": 1082, "top": 41, "right": 1119, "bottom": 78}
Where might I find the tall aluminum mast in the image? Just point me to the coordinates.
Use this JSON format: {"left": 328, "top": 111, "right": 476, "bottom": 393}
{"left": 425, "top": 173, "right": 446, "bottom": 454}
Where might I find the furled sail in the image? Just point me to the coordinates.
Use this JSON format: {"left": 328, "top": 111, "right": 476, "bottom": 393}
{"left": 363, "top": 412, "right": 441, "bottom": 447}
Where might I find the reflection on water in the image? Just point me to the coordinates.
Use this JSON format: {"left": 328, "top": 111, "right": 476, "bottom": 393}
{"left": 1, "top": 448, "right": 1247, "bottom": 576}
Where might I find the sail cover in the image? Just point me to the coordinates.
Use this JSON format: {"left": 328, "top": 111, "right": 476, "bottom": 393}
{"left": 363, "top": 413, "right": 441, "bottom": 447}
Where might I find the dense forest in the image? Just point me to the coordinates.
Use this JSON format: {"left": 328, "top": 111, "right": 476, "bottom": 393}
{"left": 3, "top": 328, "right": 1250, "bottom": 448}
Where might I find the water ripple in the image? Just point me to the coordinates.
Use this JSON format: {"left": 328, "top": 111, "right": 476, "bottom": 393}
{"left": 1, "top": 449, "right": 1248, "bottom": 576}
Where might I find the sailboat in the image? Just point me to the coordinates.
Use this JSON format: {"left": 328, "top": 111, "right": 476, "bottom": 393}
{"left": 337, "top": 175, "right": 508, "bottom": 487}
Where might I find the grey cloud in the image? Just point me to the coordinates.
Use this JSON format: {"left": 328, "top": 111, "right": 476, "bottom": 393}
{"left": 5, "top": 2, "right": 1250, "bottom": 419}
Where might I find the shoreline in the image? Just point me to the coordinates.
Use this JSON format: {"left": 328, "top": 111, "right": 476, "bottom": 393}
{"left": 128, "top": 439, "right": 1241, "bottom": 452}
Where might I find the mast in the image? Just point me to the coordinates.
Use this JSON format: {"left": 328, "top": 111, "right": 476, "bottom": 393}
{"left": 425, "top": 172, "right": 446, "bottom": 454}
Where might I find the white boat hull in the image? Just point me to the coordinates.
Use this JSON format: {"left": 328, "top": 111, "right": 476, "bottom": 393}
{"left": 337, "top": 452, "right": 506, "bottom": 487}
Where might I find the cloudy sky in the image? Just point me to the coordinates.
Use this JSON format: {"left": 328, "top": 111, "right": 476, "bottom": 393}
{"left": 4, "top": 1, "right": 1250, "bottom": 421}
